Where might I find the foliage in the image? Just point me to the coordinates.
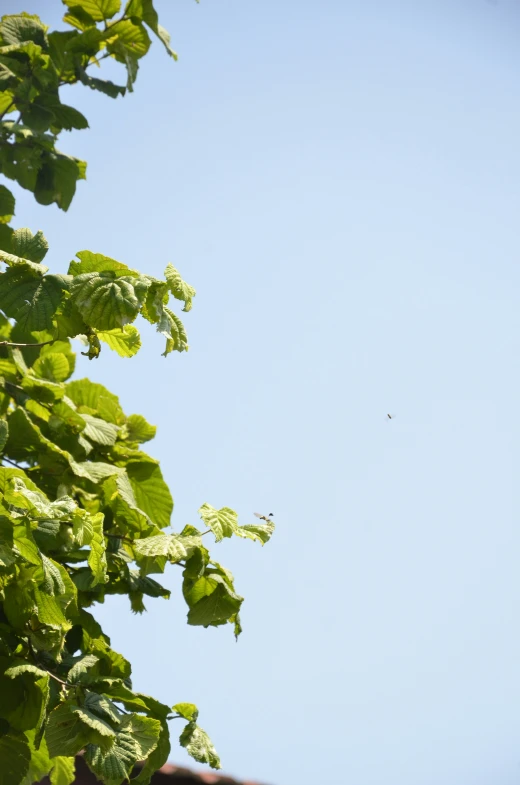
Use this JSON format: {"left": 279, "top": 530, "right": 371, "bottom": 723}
{"left": 0, "top": 4, "right": 274, "bottom": 785}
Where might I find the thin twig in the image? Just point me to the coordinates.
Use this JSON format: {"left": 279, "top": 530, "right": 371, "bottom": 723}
{"left": 2, "top": 457, "right": 24, "bottom": 470}
{"left": 85, "top": 51, "right": 112, "bottom": 68}
{"left": 105, "top": 532, "right": 134, "bottom": 545}
{"left": 41, "top": 666, "right": 71, "bottom": 687}
{"left": 0, "top": 340, "right": 55, "bottom": 348}
{"left": 27, "top": 639, "right": 72, "bottom": 687}
{"left": 0, "top": 101, "right": 15, "bottom": 122}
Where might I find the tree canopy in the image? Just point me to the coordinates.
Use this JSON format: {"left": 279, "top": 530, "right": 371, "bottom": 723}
{"left": 0, "top": 4, "right": 274, "bottom": 784}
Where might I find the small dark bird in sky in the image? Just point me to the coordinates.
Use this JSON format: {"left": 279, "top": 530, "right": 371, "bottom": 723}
{"left": 254, "top": 512, "right": 274, "bottom": 522}
{"left": 387, "top": 414, "right": 393, "bottom": 419}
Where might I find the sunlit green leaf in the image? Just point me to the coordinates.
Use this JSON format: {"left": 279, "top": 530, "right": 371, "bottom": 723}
{"left": 125, "top": 0, "right": 178, "bottom": 59}
{"left": 187, "top": 580, "right": 243, "bottom": 628}
{"left": 198, "top": 503, "right": 238, "bottom": 542}
{"left": 172, "top": 703, "right": 198, "bottom": 722}
{"left": 0, "top": 264, "right": 63, "bottom": 331}
{"left": 98, "top": 324, "right": 141, "bottom": 357}
{"left": 70, "top": 272, "right": 147, "bottom": 330}
{"left": 126, "top": 413, "right": 156, "bottom": 443}
{"left": 50, "top": 756, "right": 76, "bottom": 785}
{"left": 63, "top": 0, "right": 121, "bottom": 22}
{"left": 179, "top": 722, "right": 221, "bottom": 770}
{"left": 164, "top": 263, "right": 195, "bottom": 312}
{"left": 126, "top": 459, "right": 172, "bottom": 529}
{"left": 11, "top": 228, "right": 48, "bottom": 263}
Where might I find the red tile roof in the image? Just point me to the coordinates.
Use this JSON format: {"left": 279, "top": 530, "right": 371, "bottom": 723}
{"left": 154, "top": 762, "right": 268, "bottom": 785}
{"left": 40, "top": 755, "right": 273, "bottom": 785}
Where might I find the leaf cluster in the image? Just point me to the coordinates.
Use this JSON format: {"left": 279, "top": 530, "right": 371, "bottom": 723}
{"left": 0, "top": 263, "right": 274, "bottom": 784}
{"left": 0, "top": 0, "right": 178, "bottom": 220}
{"left": 0, "top": 3, "right": 274, "bottom": 784}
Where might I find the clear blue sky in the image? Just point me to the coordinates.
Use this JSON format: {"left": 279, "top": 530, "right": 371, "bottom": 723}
{"left": 4, "top": 1, "right": 520, "bottom": 783}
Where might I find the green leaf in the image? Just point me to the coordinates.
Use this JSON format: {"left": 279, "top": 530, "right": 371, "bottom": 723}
{"left": 6, "top": 408, "right": 70, "bottom": 465}
{"left": 164, "top": 263, "right": 195, "bottom": 312}
{"left": 62, "top": 8, "right": 96, "bottom": 29}
{"left": 187, "top": 581, "right": 243, "bottom": 628}
{"left": 77, "top": 68, "right": 126, "bottom": 98}
{"left": 133, "top": 533, "right": 186, "bottom": 575}
{"left": 34, "top": 151, "right": 87, "bottom": 212}
{"left": 236, "top": 521, "right": 275, "bottom": 545}
{"left": 98, "top": 324, "right": 141, "bottom": 357}
{"left": 45, "top": 703, "right": 95, "bottom": 758}
{"left": 131, "top": 719, "right": 170, "bottom": 785}
{"left": 33, "top": 589, "right": 70, "bottom": 628}
{"left": 48, "top": 101, "right": 89, "bottom": 132}
{"left": 0, "top": 419, "right": 8, "bottom": 453}
{"left": 65, "top": 378, "right": 122, "bottom": 421}
{"left": 0, "top": 225, "right": 14, "bottom": 255}
{"left": 125, "top": 0, "right": 178, "bottom": 59}
{"left": 172, "top": 703, "right": 198, "bottom": 722}
{"left": 67, "top": 654, "right": 101, "bottom": 685}
{"left": 11, "top": 228, "right": 48, "bottom": 263}
{"left": 99, "top": 683, "right": 169, "bottom": 720}
{"left": 179, "top": 722, "right": 221, "bottom": 770}
{"left": 63, "top": 0, "right": 122, "bottom": 22}
{"left": 106, "top": 18, "right": 151, "bottom": 59}
{"left": 0, "top": 658, "right": 48, "bottom": 733}
{"left": 126, "top": 459, "right": 172, "bottom": 529}
{"left": 0, "top": 731, "right": 31, "bottom": 785}
{"left": 68, "top": 251, "right": 134, "bottom": 277}
{"left": 81, "top": 414, "right": 119, "bottom": 446}
{"left": 88, "top": 511, "right": 107, "bottom": 586}
{"left": 70, "top": 272, "right": 146, "bottom": 331}
{"left": 24, "top": 731, "right": 53, "bottom": 785}
{"left": 0, "top": 13, "right": 47, "bottom": 47}
{"left": 158, "top": 307, "right": 188, "bottom": 355}
{"left": 0, "top": 467, "right": 39, "bottom": 495}
{"left": 72, "top": 706, "right": 116, "bottom": 739}
{"left": 84, "top": 729, "right": 138, "bottom": 784}
{"left": 5, "top": 662, "right": 48, "bottom": 680}
{"left": 70, "top": 459, "right": 121, "bottom": 483}
{"left": 104, "top": 472, "right": 154, "bottom": 539}
{"left": 198, "top": 503, "right": 238, "bottom": 542}
{"left": 126, "top": 414, "right": 156, "bottom": 443}
{"left": 32, "top": 352, "right": 72, "bottom": 383}
{"left": 0, "top": 264, "right": 63, "bottom": 331}
{"left": 121, "top": 713, "right": 161, "bottom": 759}
{"left": 22, "top": 374, "right": 65, "bottom": 403}
{"left": 83, "top": 692, "right": 123, "bottom": 725}
{"left": 50, "top": 757, "right": 76, "bottom": 785}
{"left": 0, "top": 185, "right": 15, "bottom": 224}
{"left": 41, "top": 553, "right": 66, "bottom": 595}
